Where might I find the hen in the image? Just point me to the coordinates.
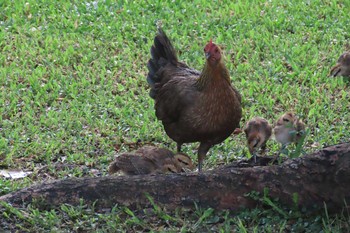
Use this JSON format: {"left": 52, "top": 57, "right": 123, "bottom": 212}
{"left": 243, "top": 117, "right": 272, "bottom": 163}
{"left": 147, "top": 28, "right": 242, "bottom": 171}
{"left": 108, "top": 146, "right": 193, "bottom": 175}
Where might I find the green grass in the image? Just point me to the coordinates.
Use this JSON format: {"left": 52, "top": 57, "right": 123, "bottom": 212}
{"left": 1, "top": 0, "right": 349, "bottom": 231}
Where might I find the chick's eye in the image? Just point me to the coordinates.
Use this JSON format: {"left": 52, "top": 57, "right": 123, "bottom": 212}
{"left": 168, "top": 167, "right": 176, "bottom": 173}
{"left": 180, "top": 160, "right": 189, "bottom": 165}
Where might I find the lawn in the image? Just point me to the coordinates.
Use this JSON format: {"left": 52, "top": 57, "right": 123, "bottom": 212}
{"left": 0, "top": 0, "right": 349, "bottom": 232}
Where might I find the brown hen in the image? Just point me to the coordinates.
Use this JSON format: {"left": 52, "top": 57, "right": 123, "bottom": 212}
{"left": 147, "top": 28, "right": 242, "bottom": 171}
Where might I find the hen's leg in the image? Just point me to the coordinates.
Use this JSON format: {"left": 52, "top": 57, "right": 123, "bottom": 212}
{"left": 198, "top": 143, "right": 211, "bottom": 172}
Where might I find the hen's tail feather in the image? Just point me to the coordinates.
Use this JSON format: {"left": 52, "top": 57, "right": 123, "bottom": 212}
{"left": 147, "top": 28, "right": 178, "bottom": 98}
{"left": 154, "top": 28, "right": 178, "bottom": 64}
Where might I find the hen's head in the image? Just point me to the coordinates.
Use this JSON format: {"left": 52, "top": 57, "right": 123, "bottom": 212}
{"left": 204, "top": 39, "right": 221, "bottom": 65}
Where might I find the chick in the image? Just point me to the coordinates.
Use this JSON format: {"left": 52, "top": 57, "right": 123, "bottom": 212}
{"left": 108, "top": 154, "right": 181, "bottom": 175}
{"left": 330, "top": 52, "right": 350, "bottom": 79}
{"left": 134, "top": 146, "right": 194, "bottom": 171}
{"left": 172, "top": 152, "right": 195, "bottom": 171}
{"left": 273, "top": 112, "right": 306, "bottom": 157}
{"left": 108, "top": 146, "right": 194, "bottom": 175}
{"left": 294, "top": 119, "right": 306, "bottom": 143}
{"left": 244, "top": 117, "right": 272, "bottom": 163}
{"left": 134, "top": 146, "right": 174, "bottom": 168}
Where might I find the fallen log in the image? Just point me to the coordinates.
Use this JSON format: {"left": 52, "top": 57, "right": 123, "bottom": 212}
{"left": 0, "top": 142, "right": 349, "bottom": 212}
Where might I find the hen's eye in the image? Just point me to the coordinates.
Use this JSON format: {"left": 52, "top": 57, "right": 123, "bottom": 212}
{"left": 215, "top": 48, "right": 219, "bottom": 53}
{"left": 283, "top": 118, "right": 289, "bottom": 122}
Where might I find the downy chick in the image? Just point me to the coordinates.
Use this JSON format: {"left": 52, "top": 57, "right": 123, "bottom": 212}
{"left": 173, "top": 152, "right": 195, "bottom": 171}
{"left": 244, "top": 117, "right": 272, "bottom": 163}
{"left": 134, "top": 146, "right": 194, "bottom": 171}
{"left": 330, "top": 52, "right": 350, "bottom": 80}
{"left": 108, "top": 146, "right": 194, "bottom": 175}
{"left": 108, "top": 154, "right": 180, "bottom": 175}
{"left": 273, "top": 112, "right": 306, "bottom": 156}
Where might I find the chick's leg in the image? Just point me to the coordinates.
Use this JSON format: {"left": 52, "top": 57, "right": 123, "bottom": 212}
{"left": 261, "top": 143, "right": 267, "bottom": 154}
{"left": 253, "top": 152, "right": 257, "bottom": 163}
{"left": 272, "top": 143, "right": 287, "bottom": 164}
{"left": 255, "top": 143, "right": 268, "bottom": 164}
{"left": 249, "top": 148, "right": 257, "bottom": 164}
{"left": 177, "top": 143, "right": 183, "bottom": 153}
{"left": 198, "top": 143, "right": 211, "bottom": 172}
{"left": 279, "top": 143, "right": 287, "bottom": 156}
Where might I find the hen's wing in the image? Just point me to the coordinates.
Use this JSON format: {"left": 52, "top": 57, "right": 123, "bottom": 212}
{"left": 155, "top": 73, "right": 199, "bottom": 124}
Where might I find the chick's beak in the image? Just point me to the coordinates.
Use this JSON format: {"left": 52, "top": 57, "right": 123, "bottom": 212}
{"left": 330, "top": 63, "right": 341, "bottom": 77}
{"left": 205, "top": 52, "right": 211, "bottom": 59}
{"left": 233, "top": 128, "right": 243, "bottom": 135}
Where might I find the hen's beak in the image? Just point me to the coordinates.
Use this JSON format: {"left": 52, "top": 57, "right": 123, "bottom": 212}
{"left": 205, "top": 52, "right": 211, "bottom": 59}
{"left": 330, "top": 63, "right": 341, "bottom": 77}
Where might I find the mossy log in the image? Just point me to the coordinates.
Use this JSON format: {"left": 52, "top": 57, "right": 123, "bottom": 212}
{"left": 1, "top": 142, "right": 349, "bottom": 212}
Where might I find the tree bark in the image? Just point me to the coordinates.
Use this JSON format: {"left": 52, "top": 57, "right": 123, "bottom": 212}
{"left": 1, "top": 142, "right": 349, "bottom": 213}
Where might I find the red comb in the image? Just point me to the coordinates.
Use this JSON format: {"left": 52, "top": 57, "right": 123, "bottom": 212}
{"left": 204, "top": 38, "right": 215, "bottom": 51}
